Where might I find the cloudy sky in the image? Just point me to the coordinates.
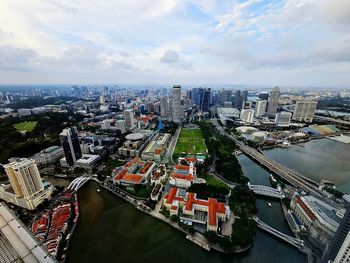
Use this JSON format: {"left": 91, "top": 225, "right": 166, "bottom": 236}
{"left": 0, "top": 0, "right": 349, "bottom": 87}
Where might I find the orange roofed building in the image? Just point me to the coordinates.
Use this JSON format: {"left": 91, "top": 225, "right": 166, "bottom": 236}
{"left": 169, "top": 162, "right": 197, "bottom": 188}
{"left": 112, "top": 158, "right": 156, "bottom": 186}
{"left": 164, "top": 187, "right": 230, "bottom": 232}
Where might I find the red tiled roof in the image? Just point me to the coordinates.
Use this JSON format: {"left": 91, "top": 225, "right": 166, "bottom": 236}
{"left": 139, "top": 162, "right": 153, "bottom": 174}
{"left": 122, "top": 174, "right": 143, "bottom": 184}
{"left": 295, "top": 196, "right": 316, "bottom": 221}
{"left": 175, "top": 164, "right": 190, "bottom": 170}
{"left": 154, "top": 149, "right": 162, "bottom": 154}
{"left": 164, "top": 187, "right": 184, "bottom": 204}
{"left": 171, "top": 173, "right": 194, "bottom": 181}
{"left": 114, "top": 169, "right": 127, "bottom": 180}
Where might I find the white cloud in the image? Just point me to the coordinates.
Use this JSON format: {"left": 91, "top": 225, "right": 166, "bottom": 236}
{"left": 0, "top": 0, "right": 349, "bottom": 86}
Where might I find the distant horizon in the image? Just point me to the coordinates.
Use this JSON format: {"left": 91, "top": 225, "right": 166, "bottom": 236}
{"left": 0, "top": 83, "right": 348, "bottom": 91}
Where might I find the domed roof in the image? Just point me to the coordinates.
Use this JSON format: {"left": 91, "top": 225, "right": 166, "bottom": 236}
{"left": 248, "top": 131, "right": 267, "bottom": 144}
{"left": 125, "top": 133, "right": 144, "bottom": 141}
{"left": 236, "top": 126, "right": 259, "bottom": 134}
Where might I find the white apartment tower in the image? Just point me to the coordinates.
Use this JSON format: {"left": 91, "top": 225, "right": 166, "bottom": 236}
{"left": 240, "top": 109, "right": 255, "bottom": 123}
{"left": 292, "top": 100, "right": 318, "bottom": 123}
{"left": 172, "top": 85, "right": 182, "bottom": 123}
{"left": 255, "top": 99, "right": 267, "bottom": 117}
{"left": 124, "top": 109, "right": 135, "bottom": 131}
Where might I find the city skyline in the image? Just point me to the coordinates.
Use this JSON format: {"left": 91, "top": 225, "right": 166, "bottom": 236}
{"left": 0, "top": 0, "right": 349, "bottom": 87}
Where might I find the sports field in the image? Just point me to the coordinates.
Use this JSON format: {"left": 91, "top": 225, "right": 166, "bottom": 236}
{"left": 13, "top": 121, "right": 38, "bottom": 132}
{"left": 174, "top": 128, "right": 207, "bottom": 156}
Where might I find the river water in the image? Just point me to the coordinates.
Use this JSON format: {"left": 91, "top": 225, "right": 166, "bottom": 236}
{"left": 263, "top": 138, "right": 350, "bottom": 193}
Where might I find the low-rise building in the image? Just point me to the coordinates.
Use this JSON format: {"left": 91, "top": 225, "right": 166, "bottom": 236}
{"left": 118, "top": 130, "right": 153, "bottom": 157}
{"left": 164, "top": 187, "right": 230, "bottom": 232}
{"left": 141, "top": 133, "right": 171, "bottom": 161}
{"left": 112, "top": 158, "right": 156, "bottom": 186}
{"left": 30, "top": 146, "right": 64, "bottom": 166}
{"left": 60, "top": 154, "right": 100, "bottom": 169}
{"left": 169, "top": 163, "right": 196, "bottom": 188}
{"left": 290, "top": 193, "right": 343, "bottom": 245}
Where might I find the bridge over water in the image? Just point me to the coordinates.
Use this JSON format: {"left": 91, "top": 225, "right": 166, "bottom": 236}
{"left": 249, "top": 184, "right": 284, "bottom": 199}
{"left": 67, "top": 175, "right": 91, "bottom": 191}
{"left": 254, "top": 217, "right": 306, "bottom": 253}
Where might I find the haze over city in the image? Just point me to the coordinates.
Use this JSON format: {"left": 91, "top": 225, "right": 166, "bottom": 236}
{"left": 0, "top": 0, "right": 350, "bottom": 86}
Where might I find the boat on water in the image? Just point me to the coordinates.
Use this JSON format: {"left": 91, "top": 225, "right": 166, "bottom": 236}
{"left": 96, "top": 189, "right": 101, "bottom": 193}
{"left": 268, "top": 202, "right": 272, "bottom": 207}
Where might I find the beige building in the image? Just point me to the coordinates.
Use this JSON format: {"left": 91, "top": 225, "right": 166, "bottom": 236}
{"left": 0, "top": 159, "right": 54, "bottom": 210}
{"left": 141, "top": 133, "right": 171, "bottom": 161}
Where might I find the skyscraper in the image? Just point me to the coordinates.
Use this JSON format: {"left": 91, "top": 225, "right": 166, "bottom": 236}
{"left": 172, "top": 85, "right": 182, "bottom": 123}
{"left": 3, "top": 159, "right": 44, "bottom": 198}
{"left": 323, "top": 208, "right": 350, "bottom": 263}
{"left": 242, "top": 90, "right": 248, "bottom": 101}
{"left": 255, "top": 99, "right": 267, "bottom": 117}
{"left": 124, "top": 109, "right": 135, "bottom": 131}
{"left": 60, "top": 127, "right": 82, "bottom": 166}
{"left": 219, "top": 89, "right": 232, "bottom": 106}
{"left": 234, "top": 90, "right": 243, "bottom": 109}
{"left": 292, "top": 100, "right": 318, "bottom": 123}
{"left": 258, "top": 92, "right": 269, "bottom": 101}
{"left": 161, "top": 96, "right": 168, "bottom": 117}
{"left": 267, "top": 86, "right": 281, "bottom": 114}
{"left": 199, "top": 88, "right": 211, "bottom": 113}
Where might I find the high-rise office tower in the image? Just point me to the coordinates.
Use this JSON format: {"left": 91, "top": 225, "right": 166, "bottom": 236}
{"left": 172, "top": 85, "right": 182, "bottom": 123}
{"left": 124, "top": 109, "right": 135, "bottom": 131}
{"left": 255, "top": 99, "right": 267, "bottom": 117}
{"left": 199, "top": 88, "right": 211, "bottom": 113}
{"left": 3, "top": 159, "right": 44, "bottom": 198}
{"left": 234, "top": 90, "right": 243, "bottom": 109}
{"left": 259, "top": 92, "right": 269, "bottom": 101}
{"left": 154, "top": 102, "right": 161, "bottom": 114}
{"left": 292, "top": 100, "right": 318, "bottom": 123}
{"left": 242, "top": 90, "right": 248, "bottom": 101}
{"left": 161, "top": 96, "right": 168, "bottom": 117}
{"left": 60, "top": 127, "right": 82, "bottom": 166}
{"left": 191, "top": 88, "right": 200, "bottom": 105}
{"left": 267, "top": 86, "right": 281, "bottom": 114}
{"left": 220, "top": 89, "right": 232, "bottom": 106}
{"left": 323, "top": 208, "right": 350, "bottom": 263}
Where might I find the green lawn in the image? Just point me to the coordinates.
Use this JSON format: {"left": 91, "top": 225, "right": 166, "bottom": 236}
{"left": 174, "top": 128, "right": 207, "bottom": 157}
{"left": 199, "top": 173, "right": 230, "bottom": 190}
{"left": 13, "top": 121, "right": 38, "bottom": 132}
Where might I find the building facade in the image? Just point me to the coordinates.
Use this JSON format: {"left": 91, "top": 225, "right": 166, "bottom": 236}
{"left": 292, "top": 100, "right": 318, "bottom": 123}
{"left": 1, "top": 159, "right": 54, "bottom": 210}
{"left": 172, "top": 85, "right": 182, "bottom": 123}
{"left": 267, "top": 86, "right": 281, "bottom": 114}
{"left": 59, "top": 127, "right": 82, "bottom": 166}
{"left": 254, "top": 99, "right": 267, "bottom": 117}
{"left": 124, "top": 109, "right": 135, "bottom": 131}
